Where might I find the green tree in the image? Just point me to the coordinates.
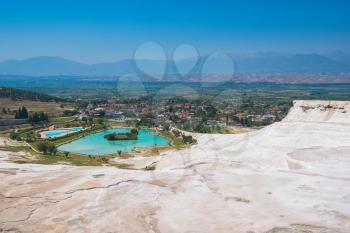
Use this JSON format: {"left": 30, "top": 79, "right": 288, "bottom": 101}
{"left": 47, "top": 143, "right": 56, "bottom": 155}
{"left": 64, "top": 151, "right": 70, "bottom": 159}
{"left": 95, "top": 118, "right": 104, "bottom": 125}
{"left": 29, "top": 112, "right": 48, "bottom": 124}
{"left": 182, "top": 135, "right": 196, "bottom": 144}
{"left": 172, "top": 130, "right": 181, "bottom": 137}
{"left": 37, "top": 141, "right": 56, "bottom": 155}
{"left": 37, "top": 142, "right": 48, "bottom": 154}
{"left": 88, "top": 117, "right": 93, "bottom": 126}
{"left": 163, "top": 124, "right": 171, "bottom": 131}
{"left": 131, "top": 128, "right": 138, "bottom": 135}
{"left": 21, "top": 106, "right": 28, "bottom": 118}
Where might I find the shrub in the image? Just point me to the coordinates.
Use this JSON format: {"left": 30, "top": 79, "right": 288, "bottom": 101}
{"left": 182, "top": 135, "right": 197, "bottom": 144}
{"left": 172, "top": 130, "right": 181, "bottom": 137}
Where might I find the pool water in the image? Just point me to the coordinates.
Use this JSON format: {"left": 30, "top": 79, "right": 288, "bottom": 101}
{"left": 42, "top": 127, "right": 83, "bottom": 138}
{"left": 71, "top": 127, "right": 83, "bottom": 131}
{"left": 45, "top": 130, "right": 70, "bottom": 138}
{"left": 58, "top": 128, "right": 169, "bottom": 156}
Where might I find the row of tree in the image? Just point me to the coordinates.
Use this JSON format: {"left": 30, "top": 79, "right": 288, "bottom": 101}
{"left": 15, "top": 106, "right": 29, "bottom": 119}
{"left": 29, "top": 112, "right": 49, "bottom": 123}
{"left": 13, "top": 106, "right": 49, "bottom": 123}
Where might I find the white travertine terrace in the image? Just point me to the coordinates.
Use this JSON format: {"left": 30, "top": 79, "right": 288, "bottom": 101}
{"left": 1, "top": 100, "right": 350, "bottom": 233}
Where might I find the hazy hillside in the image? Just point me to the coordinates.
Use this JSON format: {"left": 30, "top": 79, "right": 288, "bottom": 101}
{"left": 0, "top": 57, "right": 89, "bottom": 76}
{"left": 0, "top": 52, "right": 349, "bottom": 77}
{"left": 0, "top": 86, "right": 63, "bottom": 102}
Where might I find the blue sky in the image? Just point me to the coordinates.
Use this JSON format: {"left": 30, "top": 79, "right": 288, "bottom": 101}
{"left": 0, "top": 0, "right": 349, "bottom": 63}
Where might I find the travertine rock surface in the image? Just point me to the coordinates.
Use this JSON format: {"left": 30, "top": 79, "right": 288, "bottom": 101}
{"left": 1, "top": 100, "right": 350, "bottom": 233}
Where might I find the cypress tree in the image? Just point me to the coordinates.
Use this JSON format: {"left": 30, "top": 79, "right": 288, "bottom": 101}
{"left": 21, "top": 106, "right": 28, "bottom": 118}
{"left": 18, "top": 107, "right": 23, "bottom": 118}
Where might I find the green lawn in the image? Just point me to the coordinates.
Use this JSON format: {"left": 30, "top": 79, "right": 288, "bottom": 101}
{"left": 49, "top": 116, "right": 75, "bottom": 123}
{"left": 0, "top": 145, "right": 34, "bottom": 153}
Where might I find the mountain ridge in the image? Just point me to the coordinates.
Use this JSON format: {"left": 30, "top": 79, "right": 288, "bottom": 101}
{"left": 0, "top": 52, "right": 349, "bottom": 77}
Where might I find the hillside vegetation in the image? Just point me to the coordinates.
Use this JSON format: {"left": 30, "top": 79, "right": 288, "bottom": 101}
{"left": 0, "top": 86, "right": 63, "bottom": 102}
{"left": 0, "top": 87, "right": 74, "bottom": 119}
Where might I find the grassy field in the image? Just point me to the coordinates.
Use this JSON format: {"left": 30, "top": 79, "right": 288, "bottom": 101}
{"left": 2, "top": 77, "right": 350, "bottom": 101}
{"left": 0, "top": 145, "right": 34, "bottom": 153}
{"left": 48, "top": 116, "right": 76, "bottom": 123}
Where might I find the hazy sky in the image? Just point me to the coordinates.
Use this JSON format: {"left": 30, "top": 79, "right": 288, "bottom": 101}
{"left": 0, "top": 0, "right": 349, "bottom": 63}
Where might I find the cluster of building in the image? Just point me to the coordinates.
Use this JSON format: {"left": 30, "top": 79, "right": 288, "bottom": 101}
{"left": 82, "top": 98, "right": 289, "bottom": 131}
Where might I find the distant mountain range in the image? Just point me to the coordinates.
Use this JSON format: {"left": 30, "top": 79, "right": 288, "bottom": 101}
{"left": 231, "top": 52, "right": 350, "bottom": 74}
{"left": 0, "top": 52, "right": 349, "bottom": 77}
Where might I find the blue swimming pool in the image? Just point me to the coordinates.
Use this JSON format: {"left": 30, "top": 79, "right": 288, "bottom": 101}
{"left": 58, "top": 128, "right": 169, "bottom": 155}
{"left": 42, "top": 127, "right": 83, "bottom": 138}
{"left": 71, "top": 127, "right": 83, "bottom": 131}
{"left": 45, "top": 130, "right": 70, "bottom": 138}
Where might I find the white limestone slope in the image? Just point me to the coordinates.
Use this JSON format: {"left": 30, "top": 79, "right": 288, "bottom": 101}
{"left": 285, "top": 100, "right": 350, "bottom": 123}
{"left": 0, "top": 100, "right": 350, "bottom": 233}
{"left": 156, "top": 100, "right": 350, "bottom": 171}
